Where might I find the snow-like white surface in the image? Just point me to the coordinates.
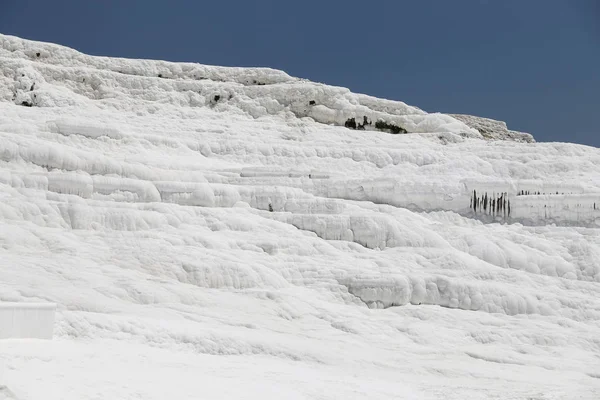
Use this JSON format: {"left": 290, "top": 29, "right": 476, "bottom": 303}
{"left": 1, "top": 34, "right": 600, "bottom": 399}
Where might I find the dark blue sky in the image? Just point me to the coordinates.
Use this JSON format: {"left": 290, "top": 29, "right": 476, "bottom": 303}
{"left": 1, "top": 0, "right": 598, "bottom": 146}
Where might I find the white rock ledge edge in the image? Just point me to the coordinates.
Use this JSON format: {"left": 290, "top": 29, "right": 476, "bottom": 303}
{"left": 0, "top": 303, "right": 56, "bottom": 339}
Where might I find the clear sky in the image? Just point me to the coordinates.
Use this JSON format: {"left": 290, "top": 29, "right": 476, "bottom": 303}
{"left": 1, "top": 0, "right": 598, "bottom": 146}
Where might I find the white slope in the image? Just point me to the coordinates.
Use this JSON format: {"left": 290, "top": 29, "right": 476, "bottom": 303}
{"left": 0, "top": 34, "right": 599, "bottom": 400}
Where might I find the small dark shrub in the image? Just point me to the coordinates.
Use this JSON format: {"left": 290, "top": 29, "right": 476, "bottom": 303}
{"left": 36, "top": 52, "right": 40, "bottom": 57}
{"left": 309, "top": 100, "right": 316, "bottom": 105}
{"left": 375, "top": 120, "right": 407, "bottom": 134}
{"left": 214, "top": 95, "right": 220, "bottom": 102}
{"left": 344, "top": 118, "right": 357, "bottom": 129}
{"left": 268, "top": 203, "right": 274, "bottom": 212}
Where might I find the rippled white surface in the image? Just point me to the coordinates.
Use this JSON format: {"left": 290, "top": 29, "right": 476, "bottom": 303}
{"left": 1, "top": 34, "right": 599, "bottom": 400}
